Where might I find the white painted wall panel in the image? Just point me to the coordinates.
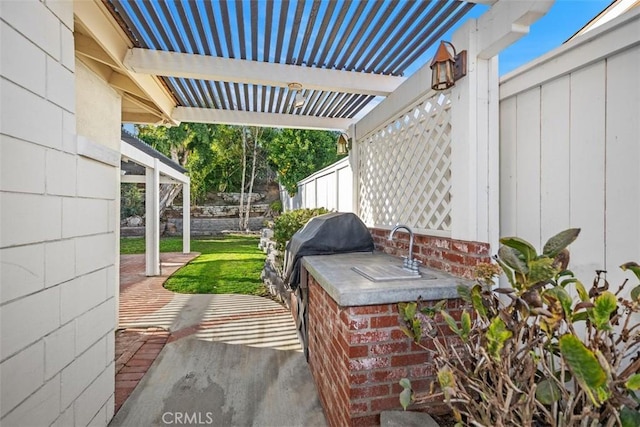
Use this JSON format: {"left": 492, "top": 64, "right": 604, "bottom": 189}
{"left": 45, "top": 239, "right": 76, "bottom": 287}
{"left": 73, "top": 364, "right": 115, "bottom": 426}
{"left": 315, "top": 174, "right": 328, "bottom": 210}
{"left": 569, "top": 62, "right": 606, "bottom": 280}
{"left": 0, "top": 244, "right": 45, "bottom": 304}
{"left": 316, "top": 172, "right": 337, "bottom": 211}
{"left": 77, "top": 157, "right": 118, "bottom": 200}
{"left": 540, "top": 77, "right": 571, "bottom": 240}
{"left": 46, "top": 149, "right": 77, "bottom": 196}
{"left": 0, "top": 342, "right": 45, "bottom": 419}
{"left": 59, "top": 337, "right": 107, "bottom": 409}
{"left": 60, "top": 269, "right": 109, "bottom": 325}
{"left": 305, "top": 181, "right": 316, "bottom": 209}
{"left": 0, "top": 21, "right": 46, "bottom": 96}
{"left": 605, "top": 46, "right": 640, "bottom": 289}
{"left": 0, "top": 3, "right": 118, "bottom": 424}
{"left": 0, "top": 287, "right": 60, "bottom": 360}
{"left": 0, "top": 0, "right": 62, "bottom": 60}
{"left": 0, "top": 375, "right": 61, "bottom": 427}
{"left": 499, "top": 96, "right": 517, "bottom": 238}
{"left": 338, "top": 166, "right": 353, "bottom": 212}
{"left": 0, "top": 79, "right": 64, "bottom": 150}
{"left": 0, "top": 136, "right": 46, "bottom": 194}
{"left": 46, "top": 55, "right": 75, "bottom": 112}
{"left": 499, "top": 13, "right": 640, "bottom": 287}
{"left": 515, "top": 87, "right": 542, "bottom": 248}
{"left": 75, "top": 299, "right": 116, "bottom": 356}
{"left": 0, "top": 193, "right": 62, "bottom": 247}
{"left": 44, "top": 321, "right": 76, "bottom": 380}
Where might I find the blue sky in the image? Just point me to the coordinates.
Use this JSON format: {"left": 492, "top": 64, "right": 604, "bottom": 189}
{"left": 498, "top": 0, "right": 613, "bottom": 75}
{"left": 401, "top": 0, "right": 613, "bottom": 78}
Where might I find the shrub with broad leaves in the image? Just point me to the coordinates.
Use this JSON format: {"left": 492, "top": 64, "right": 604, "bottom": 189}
{"left": 272, "top": 208, "right": 329, "bottom": 251}
{"left": 398, "top": 229, "right": 640, "bottom": 427}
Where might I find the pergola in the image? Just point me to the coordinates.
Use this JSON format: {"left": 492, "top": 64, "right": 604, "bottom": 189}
{"left": 72, "top": 0, "right": 554, "bottom": 275}
{"left": 74, "top": 0, "right": 494, "bottom": 130}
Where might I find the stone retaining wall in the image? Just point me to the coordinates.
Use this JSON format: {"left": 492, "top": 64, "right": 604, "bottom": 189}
{"left": 164, "top": 204, "right": 269, "bottom": 218}
{"left": 258, "top": 228, "right": 291, "bottom": 308}
{"left": 164, "top": 217, "right": 266, "bottom": 236}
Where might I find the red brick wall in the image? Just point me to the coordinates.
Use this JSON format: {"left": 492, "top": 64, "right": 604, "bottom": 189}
{"left": 369, "top": 228, "right": 491, "bottom": 279}
{"left": 306, "top": 274, "right": 466, "bottom": 427}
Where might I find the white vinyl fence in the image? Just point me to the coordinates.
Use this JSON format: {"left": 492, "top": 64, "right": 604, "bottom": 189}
{"left": 280, "top": 157, "right": 353, "bottom": 213}
{"left": 499, "top": 9, "right": 640, "bottom": 285}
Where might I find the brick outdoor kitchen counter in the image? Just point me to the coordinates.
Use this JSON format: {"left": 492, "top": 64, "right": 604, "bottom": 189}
{"left": 297, "top": 251, "right": 474, "bottom": 427}
{"left": 302, "top": 252, "right": 465, "bottom": 307}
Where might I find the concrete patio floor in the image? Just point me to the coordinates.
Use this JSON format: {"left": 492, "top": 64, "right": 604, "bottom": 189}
{"left": 111, "top": 253, "right": 326, "bottom": 426}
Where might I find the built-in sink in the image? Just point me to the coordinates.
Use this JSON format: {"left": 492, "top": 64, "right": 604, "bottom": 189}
{"left": 351, "top": 264, "right": 436, "bottom": 282}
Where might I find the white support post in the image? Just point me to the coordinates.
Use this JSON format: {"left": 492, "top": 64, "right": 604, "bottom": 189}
{"left": 450, "top": 19, "right": 487, "bottom": 243}
{"left": 182, "top": 180, "right": 191, "bottom": 254}
{"left": 449, "top": 1, "right": 553, "bottom": 247}
{"left": 348, "top": 123, "right": 359, "bottom": 217}
{"left": 145, "top": 159, "right": 160, "bottom": 276}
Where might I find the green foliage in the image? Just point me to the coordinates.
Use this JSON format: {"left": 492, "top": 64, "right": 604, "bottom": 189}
{"left": 625, "top": 374, "right": 640, "bottom": 390}
{"left": 485, "top": 317, "right": 511, "bottom": 361}
{"left": 399, "top": 302, "right": 423, "bottom": 344}
{"left": 120, "top": 183, "right": 144, "bottom": 219}
{"left": 542, "top": 228, "right": 581, "bottom": 257}
{"left": 590, "top": 291, "right": 618, "bottom": 331}
{"left": 536, "top": 379, "right": 561, "bottom": 405}
{"left": 621, "top": 406, "right": 640, "bottom": 427}
{"left": 136, "top": 124, "right": 343, "bottom": 204}
{"left": 265, "top": 129, "right": 344, "bottom": 196}
{"left": 272, "top": 208, "right": 329, "bottom": 251}
{"left": 399, "top": 378, "right": 413, "bottom": 411}
{"left": 120, "top": 236, "right": 267, "bottom": 296}
{"left": 559, "top": 335, "right": 610, "bottom": 406}
{"left": 137, "top": 123, "right": 276, "bottom": 204}
{"left": 269, "top": 200, "right": 283, "bottom": 215}
{"left": 396, "top": 229, "right": 640, "bottom": 425}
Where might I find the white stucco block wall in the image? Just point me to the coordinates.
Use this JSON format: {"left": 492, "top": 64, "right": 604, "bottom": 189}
{"left": 1, "top": 2, "right": 118, "bottom": 426}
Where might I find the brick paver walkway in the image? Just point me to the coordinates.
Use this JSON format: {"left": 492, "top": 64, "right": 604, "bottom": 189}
{"left": 115, "top": 252, "right": 198, "bottom": 414}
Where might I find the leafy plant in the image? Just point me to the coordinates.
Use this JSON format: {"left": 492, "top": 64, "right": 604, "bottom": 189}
{"left": 120, "top": 183, "right": 144, "bottom": 219}
{"left": 398, "top": 229, "right": 640, "bottom": 426}
{"left": 269, "top": 200, "right": 283, "bottom": 216}
{"left": 272, "top": 207, "right": 329, "bottom": 251}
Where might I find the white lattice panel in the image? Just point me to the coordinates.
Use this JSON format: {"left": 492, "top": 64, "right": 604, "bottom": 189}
{"left": 358, "top": 92, "right": 452, "bottom": 233}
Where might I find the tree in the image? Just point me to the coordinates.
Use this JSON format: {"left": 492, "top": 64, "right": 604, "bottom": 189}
{"left": 135, "top": 124, "right": 195, "bottom": 213}
{"left": 265, "top": 129, "right": 343, "bottom": 196}
{"left": 136, "top": 123, "right": 245, "bottom": 204}
{"left": 238, "top": 126, "right": 276, "bottom": 231}
{"left": 243, "top": 126, "right": 262, "bottom": 230}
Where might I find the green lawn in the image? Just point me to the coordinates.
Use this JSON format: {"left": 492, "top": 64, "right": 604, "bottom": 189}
{"left": 120, "top": 235, "right": 267, "bottom": 295}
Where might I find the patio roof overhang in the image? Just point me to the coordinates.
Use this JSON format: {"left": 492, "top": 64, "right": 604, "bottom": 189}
{"left": 74, "top": 0, "right": 496, "bottom": 130}
{"left": 120, "top": 130, "right": 191, "bottom": 275}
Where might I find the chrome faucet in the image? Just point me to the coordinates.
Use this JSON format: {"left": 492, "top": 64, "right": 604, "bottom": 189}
{"left": 388, "top": 224, "right": 421, "bottom": 274}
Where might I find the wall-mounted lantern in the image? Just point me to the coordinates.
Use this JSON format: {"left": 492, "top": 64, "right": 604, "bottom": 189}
{"left": 430, "top": 41, "right": 467, "bottom": 91}
{"left": 337, "top": 132, "right": 350, "bottom": 155}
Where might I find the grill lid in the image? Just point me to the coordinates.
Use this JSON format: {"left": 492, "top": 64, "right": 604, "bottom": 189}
{"left": 283, "top": 212, "right": 374, "bottom": 290}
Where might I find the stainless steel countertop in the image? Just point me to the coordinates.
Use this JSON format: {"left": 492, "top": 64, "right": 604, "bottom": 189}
{"left": 301, "top": 252, "right": 472, "bottom": 307}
